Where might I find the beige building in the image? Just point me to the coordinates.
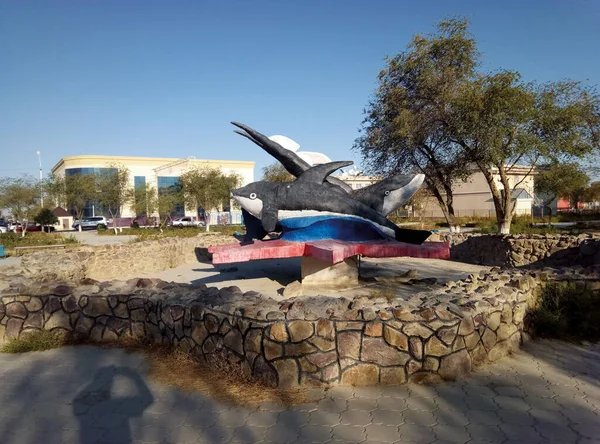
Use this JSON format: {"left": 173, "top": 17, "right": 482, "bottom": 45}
{"left": 51, "top": 155, "right": 254, "bottom": 221}
{"left": 418, "top": 165, "right": 536, "bottom": 218}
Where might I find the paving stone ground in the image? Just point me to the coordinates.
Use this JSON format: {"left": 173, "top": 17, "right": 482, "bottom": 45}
{"left": 0, "top": 339, "right": 598, "bottom": 444}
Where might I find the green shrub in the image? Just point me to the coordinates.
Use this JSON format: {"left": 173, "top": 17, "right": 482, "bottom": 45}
{"left": 0, "top": 330, "right": 74, "bottom": 353}
{"left": 531, "top": 281, "right": 600, "bottom": 342}
{"left": 0, "top": 232, "right": 79, "bottom": 255}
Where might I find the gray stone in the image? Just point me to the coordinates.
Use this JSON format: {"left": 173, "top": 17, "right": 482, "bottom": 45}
{"left": 439, "top": 349, "right": 472, "bottom": 380}
{"left": 361, "top": 336, "right": 410, "bottom": 366}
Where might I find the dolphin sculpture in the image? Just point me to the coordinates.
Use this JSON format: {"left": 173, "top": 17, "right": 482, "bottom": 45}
{"left": 231, "top": 122, "right": 423, "bottom": 216}
{"left": 232, "top": 161, "right": 431, "bottom": 245}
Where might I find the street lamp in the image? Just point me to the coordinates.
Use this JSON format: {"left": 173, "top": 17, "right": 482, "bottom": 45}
{"left": 36, "top": 151, "right": 43, "bottom": 207}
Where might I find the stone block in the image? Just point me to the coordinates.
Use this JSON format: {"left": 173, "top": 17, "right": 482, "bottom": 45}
{"left": 306, "top": 350, "right": 337, "bottom": 368}
{"left": 337, "top": 331, "right": 361, "bottom": 359}
{"left": 402, "top": 323, "right": 434, "bottom": 339}
{"left": 224, "top": 329, "right": 244, "bottom": 355}
{"left": 501, "top": 303, "right": 513, "bottom": 323}
{"left": 309, "top": 336, "right": 335, "bottom": 351}
{"left": 264, "top": 338, "right": 283, "bottom": 361}
{"left": 288, "top": 320, "right": 314, "bottom": 342}
{"left": 24, "top": 298, "right": 43, "bottom": 312}
{"left": 322, "top": 362, "right": 340, "bottom": 382}
{"left": 273, "top": 359, "right": 299, "bottom": 388}
{"left": 409, "top": 372, "right": 442, "bottom": 385}
{"left": 423, "top": 357, "right": 439, "bottom": 372}
{"left": 380, "top": 367, "right": 407, "bottom": 385}
{"left": 424, "top": 336, "right": 451, "bottom": 357}
{"left": 497, "top": 323, "right": 518, "bottom": 341}
{"left": 244, "top": 329, "right": 262, "bottom": 353}
{"left": 113, "top": 303, "right": 128, "bottom": 319}
{"left": 203, "top": 335, "right": 224, "bottom": 354}
{"left": 439, "top": 349, "right": 472, "bottom": 380}
{"left": 336, "top": 321, "right": 364, "bottom": 330}
{"left": 269, "top": 322, "right": 288, "bottom": 342}
{"left": 6, "top": 302, "right": 27, "bottom": 319}
{"left": 45, "top": 311, "right": 71, "bottom": 330}
{"left": 6, "top": 318, "right": 23, "bottom": 339}
{"left": 487, "top": 311, "right": 501, "bottom": 331}
{"left": 75, "top": 316, "right": 94, "bottom": 336}
{"left": 285, "top": 341, "right": 317, "bottom": 356}
{"left": 24, "top": 312, "right": 43, "bottom": 329}
{"left": 253, "top": 356, "right": 277, "bottom": 388}
{"left": 458, "top": 316, "right": 475, "bottom": 335}
{"left": 436, "top": 325, "right": 458, "bottom": 346}
{"left": 362, "top": 336, "right": 410, "bottom": 366}
{"left": 481, "top": 328, "right": 497, "bottom": 351}
{"left": 191, "top": 323, "right": 208, "bottom": 346}
{"left": 464, "top": 331, "right": 479, "bottom": 350}
{"left": 409, "top": 337, "right": 423, "bottom": 360}
{"left": 365, "top": 321, "right": 383, "bottom": 337}
{"left": 341, "top": 364, "right": 379, "bottom": 386}
{"left": 83, "top": 297, "right": 111, "bottom": 317}
{"left": 204, "top": 314, "right": 220, "bottom": 333}
{"left": 469, "top": 343, "right": 488, "bottom": 366}
{"left": 300, "top": 356, "right": 318, "bottom": 372}
{"left": 383, "top": 326, "right": 408, "bottom": 350}
{"left": 316, "top": 319, "right": 334, "bottom": 339}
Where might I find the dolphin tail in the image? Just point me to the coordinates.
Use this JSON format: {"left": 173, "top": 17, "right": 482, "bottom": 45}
{"left": 393, "top": 227, "right": 432, "bottom": 245}
{"left": 297, "top": 161, "right": 354, "bottom": 184}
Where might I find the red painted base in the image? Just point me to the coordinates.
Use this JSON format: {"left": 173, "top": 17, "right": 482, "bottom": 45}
{"left": 208, "top": 239, "right": 450, "bottom": 265}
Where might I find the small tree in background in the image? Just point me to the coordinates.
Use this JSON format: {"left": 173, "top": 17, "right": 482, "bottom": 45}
{"left": 132, "top": 183, "right": 158, "bottom": 221}
{"left": 46, "top": 173, "right": 98, "bottom": 232}
{"left": 180, "top": 167, "right": 240, "bottom": 231}
{"left": 583, "top": 181, "right": 600, "bottom": 207}
{"left": 262, "top": 163, "right": 295, "bottom": 182}
{"left": 34, "top": 208, "right": 58, "bottom": 232}
{"left": 0, "top": 175, "right": 41, "bottom": 236}
{"left": 157, "top": 191, "right": 180, "bottom": 231}
{"left": 95, "top": 165, "right": 133, "bottom": 234}
{"left": 535, "top": 163, "right": 589, "bottom": 223}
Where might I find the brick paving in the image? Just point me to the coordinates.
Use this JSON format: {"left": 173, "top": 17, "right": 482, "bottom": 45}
{"left": 0, "top": 339, "right": 599, "bottom": 443}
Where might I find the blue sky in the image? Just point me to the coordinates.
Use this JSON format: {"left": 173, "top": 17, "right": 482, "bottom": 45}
{"left": 1, "top": 0, "right": 599, "bottom": 180}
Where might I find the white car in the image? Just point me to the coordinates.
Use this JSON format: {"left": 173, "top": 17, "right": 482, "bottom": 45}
{"left": 0, "top": 226, "right": 7, "bottom": 234}
{"left": 169, "top": 217, "right": 205, "bottom": 228}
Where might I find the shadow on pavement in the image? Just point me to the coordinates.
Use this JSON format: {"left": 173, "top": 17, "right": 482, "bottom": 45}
{"left": 73, "top": 365, "right": 154, "bottom": 444}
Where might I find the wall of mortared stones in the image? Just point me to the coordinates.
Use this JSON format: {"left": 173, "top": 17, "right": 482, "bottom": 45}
{"left": 435, "top": 233, "right": 599, "bottom": 268}
{"left": 2, "top": 267, "right": 595, "bottom": 388}
{"left": 18, "top": 234, "right": 235, "bottom": 282}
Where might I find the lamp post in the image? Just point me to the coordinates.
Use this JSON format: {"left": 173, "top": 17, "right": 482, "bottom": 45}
{"left": 36, "top": 151, "right": 43, "bottom": 207}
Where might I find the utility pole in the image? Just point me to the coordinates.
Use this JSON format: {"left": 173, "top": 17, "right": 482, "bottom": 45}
{"left": 37, "top": 151, "right": 43, "bottom": 207}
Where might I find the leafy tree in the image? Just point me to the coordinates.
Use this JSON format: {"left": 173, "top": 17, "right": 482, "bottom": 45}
{"left": 95, "top": 165, "right": 133, "bottom": 233}
{"left": 34, "top": 208, "right": 59, "bottom": 232}
{"left": 0, "top": 175, "right": 41, "bottom": 236}
{"left": 355, "top": 18, "right": 476, "bottom": 232}
{"left": 157, "top": 190, "right": 180, "bottom": 231}
{"left": 450, "top": 74, "right": 599, "bottom": 233}
{"left": 132, "top": 183, "right": 158, "bottom": 219}
{"left": 535, "top": 163, "right": 589, "bottom": 221}
{"left": 45, "top": 173, "right": 98, "bottom": 232}
{"left": 262, "top": 163, "right": 295, "bottom": 182}
{"left": 406, "top": 187, "right": 436, "bottom": 219}
{"left": 180, "top": 167, "right": 240, "bottom": 231}
{"left": 356, "top": 17, "right": 600, "bottom": 234}
{"left": 583, "top": 181, "right": 600, "bottom": 204}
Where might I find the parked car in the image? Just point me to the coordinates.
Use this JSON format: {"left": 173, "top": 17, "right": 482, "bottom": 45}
{"left": 168, "top": 217, "right": 205, "bottom": 228}
{"left": 0, "top": 219, "right": 8, "bottom": 233}
{"left": 16, "top": 222, "right": 43, "bottom": 232}
{"left": 72, "top": 216, "right": 109, "bottom": 231}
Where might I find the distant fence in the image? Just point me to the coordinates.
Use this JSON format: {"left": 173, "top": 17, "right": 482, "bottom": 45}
{"left": 109, "top": 211, "right": 244, "bottom": 228}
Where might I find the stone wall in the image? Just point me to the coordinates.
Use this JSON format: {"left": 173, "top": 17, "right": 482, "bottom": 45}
{"left": 435, "top": 233, "right": 600, "bottom": 268}
{"left": 19, "top": 234, "right": 235, "bottom": 282}
{"left": 1, "top": 266, "right": 594, "bottom": 388}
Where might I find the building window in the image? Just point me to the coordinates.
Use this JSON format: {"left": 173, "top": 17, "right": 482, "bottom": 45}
{"left": 157, "top": 176, "right": 184, "bottom": 217}
{"left": 134, "top": 176, "right": 146, "bottom": 189}
{"left": 64, "top": 167, "right": 117, "bottom": 217}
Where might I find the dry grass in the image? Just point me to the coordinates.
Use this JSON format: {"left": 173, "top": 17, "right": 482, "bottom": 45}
{"left": 0, "top": 330, "right": 76, "bottom": 353}
{"left": 1, "top": 332, "right": 316, "bottom": 407}
{"left": 97, "top": 338, "right": 315, "bottom": 407}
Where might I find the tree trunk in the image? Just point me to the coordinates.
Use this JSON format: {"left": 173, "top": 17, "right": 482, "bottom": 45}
{"left": 477, "top": 162, "right": 514, "bottom": 235}
{"left": 429, "top": 182, "right": 460, "bottom": 233}
{"left": 205, "top": 212, "right": 210, "bottom": 232}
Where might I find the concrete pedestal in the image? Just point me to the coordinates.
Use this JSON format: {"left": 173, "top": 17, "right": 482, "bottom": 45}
{"left": 301, "top": 255, "right": 359, "bottom": 288}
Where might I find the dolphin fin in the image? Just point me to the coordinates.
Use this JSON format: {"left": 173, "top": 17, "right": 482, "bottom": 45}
{"left": 297, "top": 161, "right": 354, "bottom": 184}
{"left": 232, "top": 122, "right": 353, "bottom": 193}
{"left": 261, "top": 204, "right": 279, "bottom": 233}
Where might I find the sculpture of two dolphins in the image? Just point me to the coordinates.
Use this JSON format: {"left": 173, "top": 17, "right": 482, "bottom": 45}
{"left": 231, "top": 161, "right": 432, "bottom": 245}
{"left": 231, "top": 122, "right": 425, "bottom": 217}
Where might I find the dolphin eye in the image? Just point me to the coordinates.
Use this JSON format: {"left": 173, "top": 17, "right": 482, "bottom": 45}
{"left": 384, "top": 190, "right": 390, "bottom": 196}
{"left": 249, "top": 193, "right": 257, "bottom": 200}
